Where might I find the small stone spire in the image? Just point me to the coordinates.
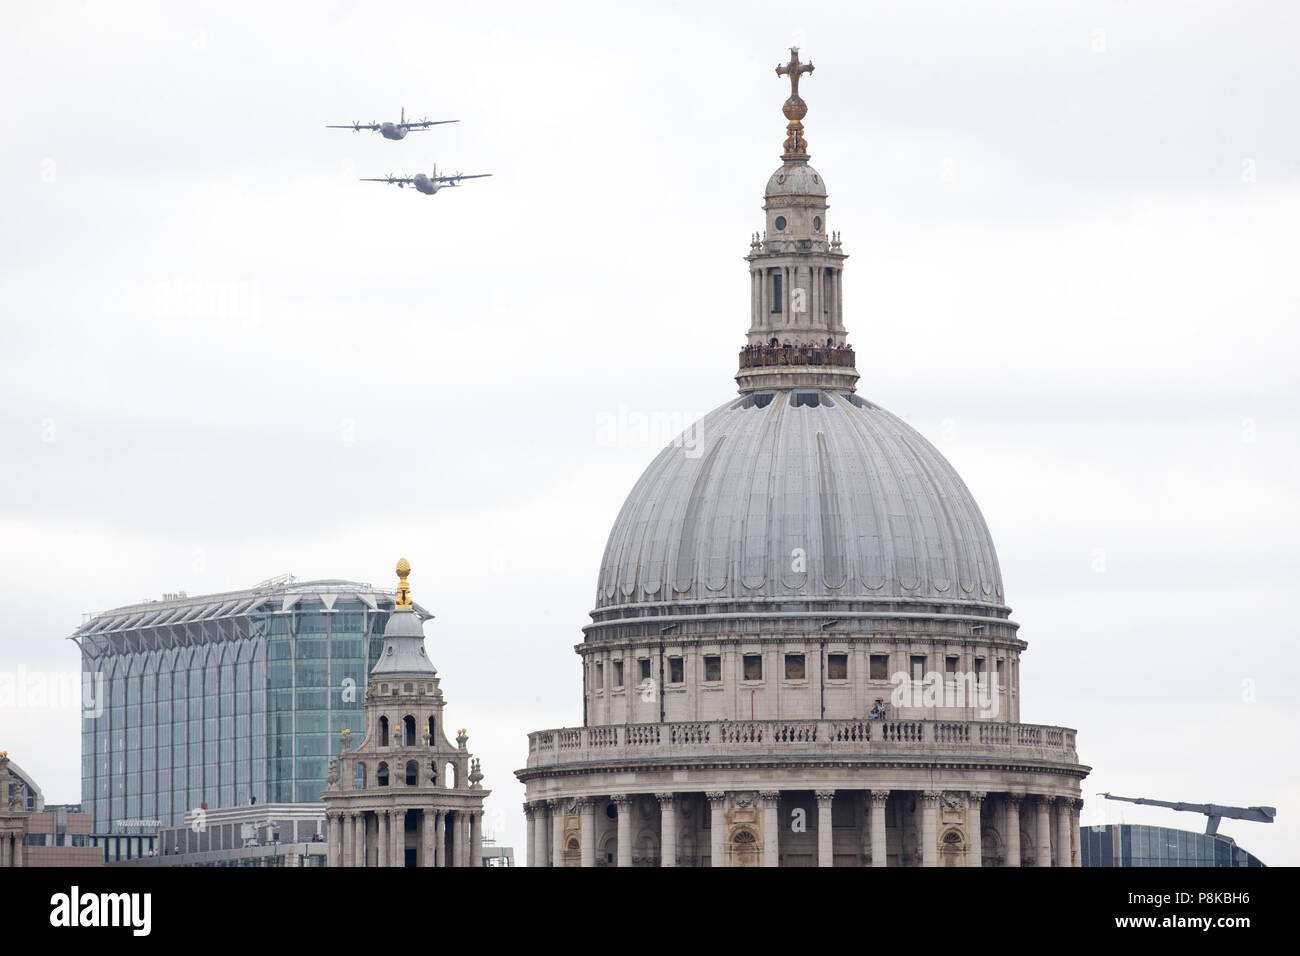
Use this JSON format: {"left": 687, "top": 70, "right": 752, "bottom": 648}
{"left": 394, "top": 557, "right": 412, "bottom": 609}
{"left": 775, "top": 47, "right": 815, "bottom": 162}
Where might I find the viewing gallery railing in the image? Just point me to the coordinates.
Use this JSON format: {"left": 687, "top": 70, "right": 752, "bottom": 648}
{"left": 738, "top": 345, "right": 857, "bottom": 369}
{"left": 525, "top": 719, "right": 1078, "bottom": 768}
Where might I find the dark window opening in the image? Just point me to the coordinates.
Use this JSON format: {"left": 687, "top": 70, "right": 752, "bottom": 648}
{"left": 911, "top": 656, "right": 927, "bottom": 682}
{"left": 791, "top": 391, "right": 821, "bottom": 408}
{"left": 743, "top": 655, "right": 763, "bottom": 681}
{"left": 379, "top": 716, "right": 389, "bottom": 747}
{"left": 614, "top": 661, "right": 624, "bottom": 687}
{"left": 403, "top": 714, "right": 416, "bottom": 746}
{"left": 377, "top": 762, "right": 389, "bottom": 787}
{"left": 785, "top": 654, "right": 806, "bottom": 680}
{"left": 771, "top": 274, "right": 782, "bottom": 313}
{"left": 827, "top": 654, "right": 848, "bottom": 680}
{"left": 669, "top": 657, "right": 684, "bottom": 684}
{"left": 703, "top": 655, "right": 721, "bottom": 682}
{"left": 639, "top": 659, "right": 651, "bottom": 682}
{"left": 405, "top": 760, "right": 418, "bottom": 786}
{"left": 870, "top": 654, "right": 889, "bottom": 681}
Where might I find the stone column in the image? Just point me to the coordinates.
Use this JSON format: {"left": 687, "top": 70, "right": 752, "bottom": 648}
{"left": 336, "top": 813, "right": 348, "bottom": 868}
{"left": 1005, "top": 795, "right": 1022, "bottom": 868}
{"left": 422, "top": 809, "right": 436, "bottom": 867}
{"left": 471, "top": 810, "right": 483, "bottom": 869}
{"left": 452, "top": 811, "right": 466, "bottom": 867}
{"left": 355, "top": 812, "right": 367, "bottom": 867}
{"left": 760, "top": 790, "right": 780, "bottom": 868}
{"left": 392, "top": 809, "right": 405, "bottom": 868}
{"left": 434, "top": 810, "right": 446, "bottom": 867}
{"left": 378, "top": 810, "right": 389, "bottom": 867}
{"left": 0, "top": 834, "right": 7, "bottom": 867}
{"left": 579, "top": 798, "right": 596, "bottom": 868}
{"left": 1036, "top": 797, "right": 1053, "bottom": 867}
{"left": 524, "top": 804, "right": 537, "bottom": 868}
{"left": 13, "top": 834, "right": 21, "bottom": 868}
{"left": 816, "top": 790, "right": 835, "bottom": 868}
{"left": 920, "top": 791, "right": 939, "bottom": 867}
{"left": 532, "top": 803, "right": 548, "bottom": 868}
{"left": 869, "top": 791, "right": 889, "bottom": 867}
{"left": 1056, "top": 800, "right": 1071, "bottom": 868}
{"left": 1071, "top": 798, "right": 1083, "bottom": 868}
{"left": 549, "top": 799, "right": 566, "bottom": 867}
{"left": 706, "top": 792, "right": 726, "bottom": 868}
{"left": 657, "top": 793, "right": 676, "bottom": 867}
{"left": 613, "top": 795, "right": 633, "bottom": 868}
{"left": 968, "top": 792, "right": 985, "bottom": 868}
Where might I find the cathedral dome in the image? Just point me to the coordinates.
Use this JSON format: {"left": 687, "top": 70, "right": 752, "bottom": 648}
{"left": 765, "top": 162, "right": 827, "bottom": 200}
{"left": 594, "top": 389, "right": 1005, "bottom": 614}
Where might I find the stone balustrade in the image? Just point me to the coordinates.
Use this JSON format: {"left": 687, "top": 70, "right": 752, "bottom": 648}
{"left": 525, "top": 719, "right": 1077, "bottom": 769}
{"left": 738, "top": 344, "right": 857, "bottom": 370}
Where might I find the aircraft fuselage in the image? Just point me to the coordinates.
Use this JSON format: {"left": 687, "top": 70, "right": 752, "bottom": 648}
{"left": 380, "top": 124, "right": 407, "bottom": 140}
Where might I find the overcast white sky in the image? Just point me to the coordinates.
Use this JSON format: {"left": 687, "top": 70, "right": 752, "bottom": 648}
{"left": 2, "top": 0, "right": 1297, "bottom": 865}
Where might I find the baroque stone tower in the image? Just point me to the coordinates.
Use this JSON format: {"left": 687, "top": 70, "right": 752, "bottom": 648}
{"left": 322, "top": 559, "right": 489, "bottom": 866}
{"left": 517, "top": 49, "right": 1088, "bottom": 868}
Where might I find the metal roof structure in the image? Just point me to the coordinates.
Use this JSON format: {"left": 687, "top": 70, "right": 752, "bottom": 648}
{"left": 69, "top": 577, "right": 432, "bottom": 659}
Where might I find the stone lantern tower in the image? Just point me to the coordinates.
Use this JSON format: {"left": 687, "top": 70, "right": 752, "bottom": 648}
{"left": 322, "top": 559, "right": 489, "bottom": 867}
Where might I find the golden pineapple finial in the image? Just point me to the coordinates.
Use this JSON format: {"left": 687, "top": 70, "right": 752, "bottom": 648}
{"left": 395, "top": 557, "right": 412, "bottom": 609}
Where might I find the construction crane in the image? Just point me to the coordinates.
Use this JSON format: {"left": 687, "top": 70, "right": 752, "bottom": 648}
{"left": 1101, "top": 793, "right": 1277, "bottom": 835}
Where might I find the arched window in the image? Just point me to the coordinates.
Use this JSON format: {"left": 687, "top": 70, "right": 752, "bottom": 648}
{"left": 403, "top": 715, "right": 416, "bottom": 747}
{"left": 379, "top": 716, "right": 389, "bottom": 747}
{"left": 427, "top": 716, "right": 436, "bottom": 746}
{"left": 405, "top": 760, "right": 418, "bottom": 786}
{"left": 445, "top": 761, "right": 457, "bottom": 789}
{"left": 733, "top": 829, "right": 757, "bottom": 844}
{"left": 771, "top": 273, "right": 783, "bottom": 313}
{"left": 354, "top": 763, "right": 366, "bottom": 790}
{"left": 377, "top": 762, "right": 389, "bottom": 787}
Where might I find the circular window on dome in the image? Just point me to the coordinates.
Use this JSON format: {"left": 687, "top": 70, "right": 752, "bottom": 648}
{"left": 813, "top": 215, "right": 822, "bottom": 231}
{"left": 774, "top": 216, "right": 787, "bottom": 231}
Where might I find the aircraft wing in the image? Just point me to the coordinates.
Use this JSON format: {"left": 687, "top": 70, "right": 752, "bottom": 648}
{"left": 435, "top": 173, "right": 493, "bottom": 183}
{"left": 328, "top": 123, "right": 381, "bottom": 131}
{"left": 402, "top": 119, "right": 460, "bottom": 130}
{"left": 360, "top": 176, "right": 415, "bottom": 187}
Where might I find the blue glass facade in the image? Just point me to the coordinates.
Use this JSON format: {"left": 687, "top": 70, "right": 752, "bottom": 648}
{"left": 75, "top": 582, "right": 411, "bottom": 834}
{"left": 1081, "top": 824, "right": 1265, "bottom": 867}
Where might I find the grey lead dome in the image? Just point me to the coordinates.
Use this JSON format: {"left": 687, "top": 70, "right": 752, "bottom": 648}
{"left": 765, "top": 162, "right": 827, "bottom": 198}
{"left": 595, "top": 390, "right": 1005, "bottom": 612}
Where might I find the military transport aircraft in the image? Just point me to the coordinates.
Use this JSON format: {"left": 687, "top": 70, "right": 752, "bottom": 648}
{"left": 327, "top": 108, "right": 457, "bottom": 140}
{"left": 360, "top": 166, "right": 491, "bottom": 195}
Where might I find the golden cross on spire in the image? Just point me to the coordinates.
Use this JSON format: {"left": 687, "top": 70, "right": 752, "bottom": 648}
{"left": 775, "top": 46, "right": 814, "bottom": 161}
{"left": 776, "top": 47, "right": 814, "bottom": 100}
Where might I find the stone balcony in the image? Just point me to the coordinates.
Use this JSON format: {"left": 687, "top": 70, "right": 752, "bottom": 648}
{"left": 735, "top": 344, "right": 860, "bottom": 394}
{"left": 738, "top": 344, "right": 857, "bottom": 369}
{"left": 524, "top": 719, "right": 1078, "bottom": 771}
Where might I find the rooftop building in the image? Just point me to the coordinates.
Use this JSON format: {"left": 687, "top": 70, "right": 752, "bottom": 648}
{"left": 72, "top": 575, "right": 425, "bottom": 834}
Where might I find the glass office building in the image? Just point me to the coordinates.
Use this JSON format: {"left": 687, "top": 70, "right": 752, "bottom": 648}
{"left": 1081, "top": 824, "right": 1265, "bottom": 867}
{"left": 72, "top": 576, "right": 426, "bottom": 834}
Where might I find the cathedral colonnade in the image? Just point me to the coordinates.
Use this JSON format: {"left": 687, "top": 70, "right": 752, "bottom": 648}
{"left": 522, "top": 790, "right": 1082, "bottom": 868}
{"left": 324, "top": 806, "right": 484, "bottom": 867}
